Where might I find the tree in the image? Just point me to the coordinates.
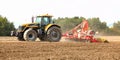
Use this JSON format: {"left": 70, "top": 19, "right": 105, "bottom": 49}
{"left": 0, "top": 15, "right": 15, "bottom": 36}
{"left": 88, "top": 18, "right": 101, "bottom": 31}
{"left": 88, "top": 18, "right": 110, "bottom": 35}
{"left": 112, "top": 21, "right": 120, "bottom": 35}
{"left": 54, "top": 17, "right": 84, "bottom": 32}
{"left": 113, "top": 21, "right": 120, "bottom": 30}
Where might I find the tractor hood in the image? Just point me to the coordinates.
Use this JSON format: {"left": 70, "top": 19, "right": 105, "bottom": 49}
{"left": 21, "top": 23, "right": 39, "bottom": 27}
{"left": 17, "top": 23, "right": 39, "bottom": 32}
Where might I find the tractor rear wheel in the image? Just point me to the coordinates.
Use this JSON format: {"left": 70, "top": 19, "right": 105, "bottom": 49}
{"left": 23, "top": 29, "right": 37, "bottom": 41}
{"left": 46, "top": 26, "right": 61, "bottom": 42}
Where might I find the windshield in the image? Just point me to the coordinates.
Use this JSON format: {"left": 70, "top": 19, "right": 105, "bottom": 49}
{"left": 35, "top": 17, "right": 41, "bottom": 23}
{"left": 42, "top": 17, "right": 50, "bottom": 25}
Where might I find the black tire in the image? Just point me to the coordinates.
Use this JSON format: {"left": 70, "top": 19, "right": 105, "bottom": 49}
{"left": 38, "top": 36, "right": 46, "bottom": 41}
{"left": 46, "top": 26, "right": 61, "bottom": 42}
{"left": 38, "top": 29, "right": 46, "bottom": 41}
{"left": 17, "top": 33, "right": 25, "bottom": 41}
{"left": 23, "top": 29, "right": 37, "bottom": 41}
{"left": 17, "top": 36, "right": 25, "bottom": 41}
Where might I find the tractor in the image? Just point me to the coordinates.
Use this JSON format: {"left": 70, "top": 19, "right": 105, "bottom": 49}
{"left": 16, "top": 14, "right": 61, "bottom": 42}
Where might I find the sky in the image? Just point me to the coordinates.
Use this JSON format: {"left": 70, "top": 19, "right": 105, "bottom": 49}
{"left": 0, "top": 0, "right": 120, "bottom": 28}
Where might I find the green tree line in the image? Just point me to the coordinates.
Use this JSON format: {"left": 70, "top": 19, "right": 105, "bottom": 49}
{"left": 0, "top": 15, "right": 15, "bottom": 36}
{"left": 54, "top": 17, "right": 120, "bottom": 36}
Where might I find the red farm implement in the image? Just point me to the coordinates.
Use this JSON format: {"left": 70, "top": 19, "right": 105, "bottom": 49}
{"left": 62, "top": 20, "right": 109, "bottom": 43}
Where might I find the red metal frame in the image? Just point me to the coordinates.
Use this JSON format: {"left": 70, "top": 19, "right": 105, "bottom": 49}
{"left": 62, "top": 20, "right": 100, "bottom": 43}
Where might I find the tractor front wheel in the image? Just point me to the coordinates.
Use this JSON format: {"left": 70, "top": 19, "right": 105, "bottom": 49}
{"left": 23, "top": 29, "right": 37, "bottom": 41}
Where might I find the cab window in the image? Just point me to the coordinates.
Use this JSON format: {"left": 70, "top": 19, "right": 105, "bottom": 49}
{"left": 42, "top": 17, "right": 50, "bottom": 25}
{"left": 35, "top": 17, "right": 41, "bottom": 23}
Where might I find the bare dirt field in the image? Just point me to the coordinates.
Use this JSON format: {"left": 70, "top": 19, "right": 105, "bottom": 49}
{"left": 0, "top": 36, "right": 120, "bottom": 60}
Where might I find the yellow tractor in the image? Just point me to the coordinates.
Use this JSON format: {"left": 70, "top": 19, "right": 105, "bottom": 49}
{"left": 16, "top": 14, "right": 61, "bottom": 42}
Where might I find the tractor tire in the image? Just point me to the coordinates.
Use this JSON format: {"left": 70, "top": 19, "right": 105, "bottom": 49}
{"left": 23, "top": 29, "right": 37, "bottom": 41}
{"left": 46, "top": 26, "right": 61, "bottom": 42}
{"left": 17, "top": 37, "right": 25, "bottom": 41}
{"left": 39, "top": 36, "right": 46, "bottom": 41}
{"left": 17, "top": 33, "right": 25, "bottom": 41}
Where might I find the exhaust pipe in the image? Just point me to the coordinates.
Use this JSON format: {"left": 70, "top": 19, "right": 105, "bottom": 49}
{"left": 32, "top": 16, "right": 34, "bottom": 23}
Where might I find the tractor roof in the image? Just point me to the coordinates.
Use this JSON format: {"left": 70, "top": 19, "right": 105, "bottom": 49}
{"left": 37, "top": 14, "right": 53, "bottom": 17}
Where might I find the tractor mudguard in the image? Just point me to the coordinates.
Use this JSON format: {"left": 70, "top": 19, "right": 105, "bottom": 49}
{"left": 45, "top": 24, "right": 61, "bottom": 32}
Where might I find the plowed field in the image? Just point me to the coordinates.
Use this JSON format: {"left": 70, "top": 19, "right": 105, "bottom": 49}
{"left": 0, "top": 36, "right": 120, "bottom": 60}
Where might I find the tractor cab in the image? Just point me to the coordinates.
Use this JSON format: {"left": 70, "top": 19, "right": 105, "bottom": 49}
{"left": 34, "top": 14, "right": 53, "bottom": 26}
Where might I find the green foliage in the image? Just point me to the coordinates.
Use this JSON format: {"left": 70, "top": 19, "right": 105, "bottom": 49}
{"left": 88, "top": 17, "right": 109, "bottom": 35}
{"left": 54, "top": 17, "right": 85, "bottom": 32}
{"left": 88, "top": 18, "right": 101, "bottom": 31}
{"left": 0, "top": 15, "right": 15, "bottom": 36}
{"left": 112, "top": 21, "right": 120, "bottom": 35}
{"left": 113, "top": 21, "right": 120, "bottom": 30}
